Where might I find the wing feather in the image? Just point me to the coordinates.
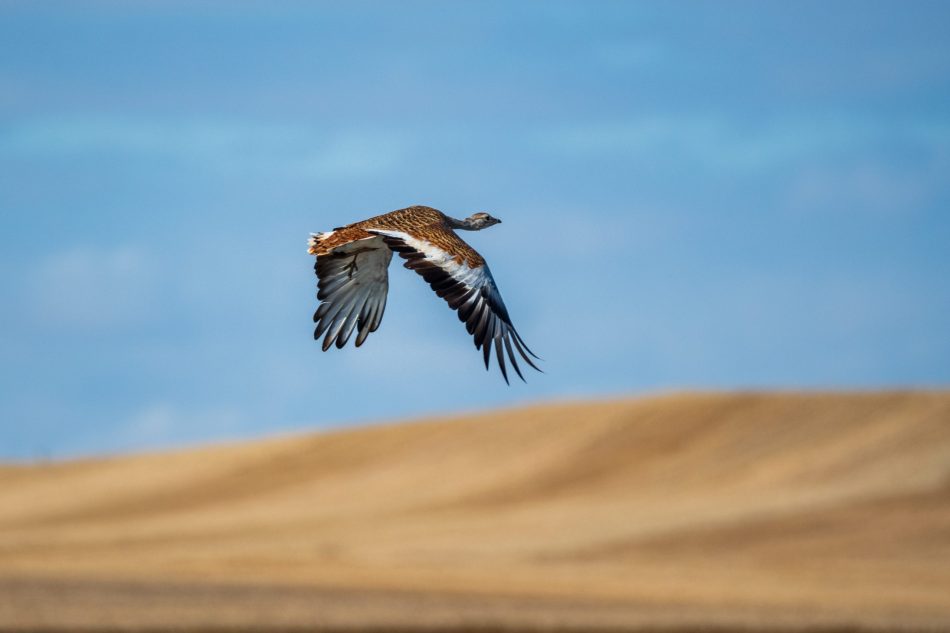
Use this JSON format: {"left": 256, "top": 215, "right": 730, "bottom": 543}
{"left": 503, "top": 334, "right": 524, "bottom": 382}
{"left": 366, "top": 228, "right": 540, "bottom": 383}
{"left": 334, "top": 285, "right": 372, "bottom": 349}
{"left": 312, "top": 236, "right": 392, "bottom": 350}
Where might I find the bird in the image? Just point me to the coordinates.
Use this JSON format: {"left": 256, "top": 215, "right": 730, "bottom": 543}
{"left": 308, "top": 205, "right": 540, "bottom": 383}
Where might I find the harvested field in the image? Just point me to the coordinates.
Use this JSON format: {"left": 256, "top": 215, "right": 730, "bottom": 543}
{"left": 1, "top": 392, "right": 949, "bottom": 631}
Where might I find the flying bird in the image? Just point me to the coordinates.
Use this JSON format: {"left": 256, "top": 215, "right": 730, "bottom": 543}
{"left": 308, "top": 205, "right": 540, "bottom": 383}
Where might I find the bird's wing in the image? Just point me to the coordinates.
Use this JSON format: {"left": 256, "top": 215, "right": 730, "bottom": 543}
{"left": 365, "top": 228, "right": 540, "bottom": 383}
{"left": 310, "top": 234, "right": 393, "bottom": 351}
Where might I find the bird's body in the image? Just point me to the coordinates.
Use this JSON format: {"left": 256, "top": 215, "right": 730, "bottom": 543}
{"left": 308, "top": 205, "right": 539, "bottom": 383}
{"left": 309, "top": 205, "right": 484, "bottom": 266}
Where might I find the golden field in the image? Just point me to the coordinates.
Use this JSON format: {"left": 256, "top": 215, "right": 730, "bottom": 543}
{"left": 1, "top": 391, "right": 949, "bottom": 631}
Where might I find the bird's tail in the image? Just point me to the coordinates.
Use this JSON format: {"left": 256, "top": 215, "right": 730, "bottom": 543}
{"left": 307, "top": 231, "right": 333, "bottom": 256}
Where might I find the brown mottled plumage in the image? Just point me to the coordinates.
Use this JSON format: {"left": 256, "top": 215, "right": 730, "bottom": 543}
{"left": 309, "top": 205, "right": 484, "bottom": 267}
{"left": 308, "top": 205, "right": 540, "bottom": 383}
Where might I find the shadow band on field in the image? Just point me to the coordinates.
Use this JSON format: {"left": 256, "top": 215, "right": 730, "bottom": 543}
{"left": 0, "top": 576, "right": 942, "bottom": 633}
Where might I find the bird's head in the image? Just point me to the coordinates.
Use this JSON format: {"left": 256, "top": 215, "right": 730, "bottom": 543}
{"left": 465, "top": 212, "right": 502, "bottom": 230}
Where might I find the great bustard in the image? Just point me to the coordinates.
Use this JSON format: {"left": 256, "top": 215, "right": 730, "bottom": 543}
{"left": 308, "top": 205, "right": 540, "bottom": 383}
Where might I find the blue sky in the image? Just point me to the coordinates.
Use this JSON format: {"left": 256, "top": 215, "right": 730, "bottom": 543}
{"left": 1, "top": 1, "right": 948, "bottom": 458}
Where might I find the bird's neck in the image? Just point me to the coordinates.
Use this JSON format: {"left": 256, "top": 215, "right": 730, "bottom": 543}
{"left": 446, "top": 216, "right": 476, "bottom": 230}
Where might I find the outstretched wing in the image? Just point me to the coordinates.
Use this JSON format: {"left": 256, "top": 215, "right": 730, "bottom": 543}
{"left": 366, "top": 228, "right": 540, "bottom": 384}
{"left": 311, "top": 234, "right": 392, "bottom": 351}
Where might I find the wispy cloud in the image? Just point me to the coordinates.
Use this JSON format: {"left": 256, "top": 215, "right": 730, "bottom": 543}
{"left": 297, "top": 132, "right": 407, "bottom": 180}
{"left": 785, "top": 160, "right": 948, "bottom": 217}
{"left": 1, "top": 117, "right": 411, "bottom": 179}
{"left": 542, "top": 116, "right": 950, "bottom": 171}
{"left": 592, "top": 40, "right": 667, "bottom": 69}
